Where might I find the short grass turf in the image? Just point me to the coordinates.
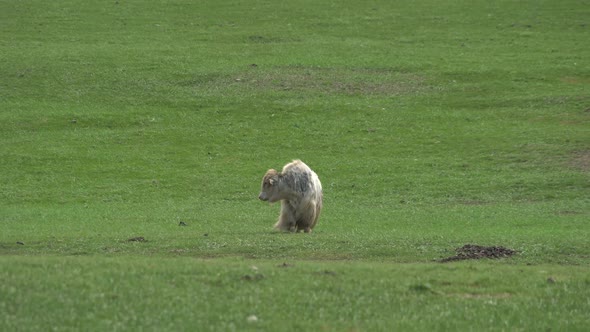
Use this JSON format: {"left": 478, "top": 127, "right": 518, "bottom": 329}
{"left": 1, "top": 0, "right": 589, "bottom": 331}
{"left": 2, "top": 256, "right": 589, "bottom": 331}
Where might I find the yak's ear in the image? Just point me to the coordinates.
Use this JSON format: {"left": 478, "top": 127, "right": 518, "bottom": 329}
{"left": 269, "top": 173, "right": 278, "bottom": 185}
{"left": 264, "top": 169, "right": 278, "bottom": 186}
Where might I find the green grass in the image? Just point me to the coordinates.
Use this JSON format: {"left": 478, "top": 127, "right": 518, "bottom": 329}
{"left": 2, "top": 256, "right": 589, "bottom": 331}
{"left": 1, "top": 0, "right": 589, "bottom": 331}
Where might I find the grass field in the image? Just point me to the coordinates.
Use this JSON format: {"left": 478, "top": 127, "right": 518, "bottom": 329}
{"left": 1, "top": 0, "right": 589, "bottom": 331}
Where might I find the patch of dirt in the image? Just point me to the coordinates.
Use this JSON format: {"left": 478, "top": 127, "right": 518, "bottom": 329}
{"left": 314, "top": 270, "right": 338, "bottom": 276}
{"left": 127, "top": 236, "right": 147, "bottom": 242}
{"left": 459, "top": 200, "right": 491, "bottom": 206}
{"left": 439, "top": 244, "right": 516, "bottom": 263}
{"left": 183, "top": 66, "right": 430, "bottom": 96}
{"left": 247, "top": 35, "right": 301, "bottom": 44}
{"left": 246, "top": 67, "right": 426, "bottom": 95}
{"left": 570, "top": 150, "right": 590, "bottom": 172}
{"left": 241, "top": 274, "right": 265, "bottom": 281}
{"left": 450, "top": 292, "right": 512, "bottom": 299}
{"left": 554, "top": 210, "right": 582, "bottom": 216}
{"left": 560, "top": 76, "right": 590, "bottom": 84}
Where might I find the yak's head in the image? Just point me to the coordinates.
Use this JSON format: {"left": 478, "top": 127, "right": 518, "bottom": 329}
{"left": 258, "top": 169, "right": 281, "bottom": 203}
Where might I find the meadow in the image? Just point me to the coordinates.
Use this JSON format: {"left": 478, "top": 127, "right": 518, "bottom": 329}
{"left": 1, "top": 0, "right": 589, "bottom": 331}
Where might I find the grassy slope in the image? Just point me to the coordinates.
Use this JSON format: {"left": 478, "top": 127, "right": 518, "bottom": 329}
{"left": 0, "top": 0, "right": 589, "bottom": 331}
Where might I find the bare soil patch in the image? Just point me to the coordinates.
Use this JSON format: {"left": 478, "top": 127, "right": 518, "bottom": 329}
{"left": 554, "top": 210, "right": 582, "bottom": 216}
{"left": 238, "top": 66, "right": 427, "bottom": 95}
{"left": 451, "top": 292, "right": 512, "bottom": 299}
{"left": 127, "top": 236, "right": 147, "bottom": 242}
{"left": 439, "top": 244, "right": 516, "bottom": 263}
{"left": 241, "top": 274, "right": 265, "bottom": 281}
{"left": 570, "top": 150, "right": 590, "bottom": 172}
{"left": 459, "top": 200, "right": 491, "bottom": 206}
{"left": 185, "top": 65, "right": 430, "bottom": 96}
